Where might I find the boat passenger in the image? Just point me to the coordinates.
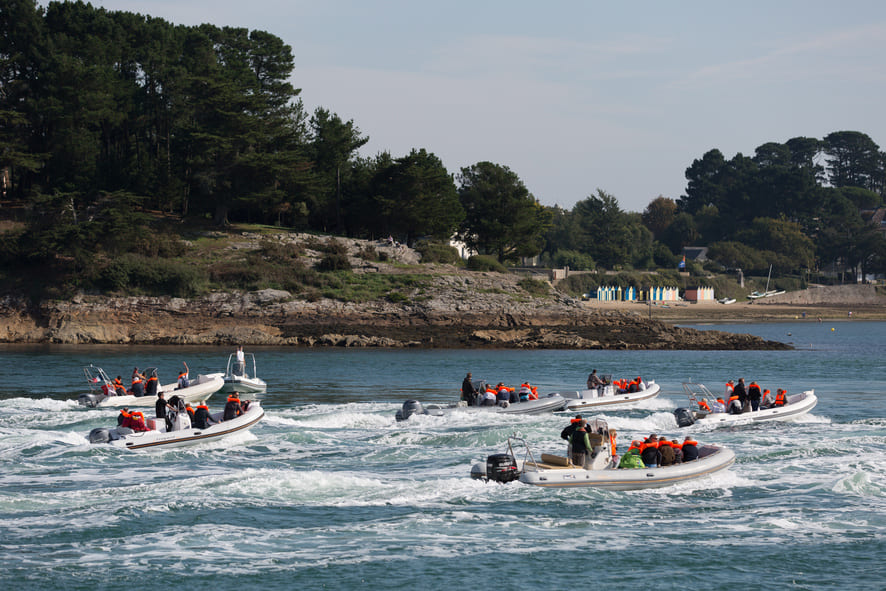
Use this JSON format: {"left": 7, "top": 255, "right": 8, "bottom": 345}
{"left": 671, "top": 439, "right": 684, "bottom": 464}
{"left": 177, "top": 362, "right": 190, "bottom": 390}
{"left": 617, "top": 446, "right": 645, "bottom": 469}
{"left": 117, "top": 407, "right": 129, "bottom": 426}
{"left": 508, "top": 386, "right": 520, "bottom": 404}
{"left": 223, "top": 392, "right": 243, "bottom": 421}
{"left": 155, "top": 391, "right": 174, "bottom": 432}
{"left": 461, "top": 373, "right": 479, "bottom": 406}
{"left": 748, "top": 381, "right": 763, "bottom": 411}
{"left": 640, "top": 435, "right": 662, "bottom": 468}
{"left": 681, "top": 437, "right": 699, "bottom": 462}
{"left": 627, "top": 377, "right": 642, "bottom": 393}
{"left": 587, "top": 369, "right": 605, "bottom": 389}
{"left": 560, "top": 415, "right": 583, "bottom": 441}
{"left": 128, "top": 411, "right": 150, "bottom": 432}
{"left": 145, "top": 370, "right": 159, "bottom": 397}
{"left": 234, "top": 345, "right": 245, "bottom": 376}
{"left": 569, "top": 420, "right": 592, "bottom": 468}
{"left": 760, "top": 389, "right": 775, "bottom": 408}
{"left": 734, "top": 378, "right": 749, "bottom": 413}
{"left": 480, "top": 387, "right": 497, "bottom": 406}
{"left": 113, "top": 376, "right": 127, "bottom": 396}
{"left": 725, "top": 380, "right": 734, "bottom": 398}
{"left": 495, "top": 383, "right": 510, "bottom": 404}
{"left": 131, "top": 368, "right": 145, "bottom": 397}
{"left": 528, "top": 385, "right": 538, "bottom": 400}
{"left": 774, "top": 389, "right": 788, "bottom": 406}
{"left": 712, "top": 398, "right": 726, "bottom": 413}
{"left": 193, "top": 404, "right": 217, "bottom": 429}
{"left": 519, "top": 383, "right": 532, "bottom": 402}
{"left": 698, "top": 399, "right": 711, "bottom": 412}
{"left": 727, "top": 394, "right": 742, "bottom": 414}
{"left": 658, "top": 439, "right": 676, "bottom": 466}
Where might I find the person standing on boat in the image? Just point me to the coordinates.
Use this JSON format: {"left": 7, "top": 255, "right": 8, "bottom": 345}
{"left": 587, "top": 370, "right": 604, "bottom": 389}
{"left": 235, "top": 345, "right": 246, "bottom": 376}
{"left": 155, "top": 391, "right": 174, "bottom": 432}
{"left": 461, "top": 373, "right": 478, "bottom": 406}
{"left": 748, "top": 381, "right": 763, "bottom": 411}
{"left": 569, "top": 420, "right": 592, "bottom": 468}
{"left": 733, "top": 378, "right": 748, "bottom": 413}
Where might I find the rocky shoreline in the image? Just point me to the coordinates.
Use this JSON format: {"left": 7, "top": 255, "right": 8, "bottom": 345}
{"left": 0, "top": 284, "right": 791, "bottom": 350}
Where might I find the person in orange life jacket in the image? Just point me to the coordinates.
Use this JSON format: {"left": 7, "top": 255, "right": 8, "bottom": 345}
{"left": 761, "top": 389, "right": 775, "bottom": 408}
{"left": 725, "top": 380, "right": 735, "bottom": 397}
{"left": 681, "top": 437, "right": 699, "bottom": 462}
{"left": 727, "top": 393, "right": 742, "bottom": 414}
{"left": 774, "top": 388, "right": 788, "bottom": 406}
{"left": 627, "top": 377, "right": 642, "bottom": 393}
{"left": 117, "top": 407, "right": 130, "bottom": 426}
{"left": 698, "top": 399, "right": 711, "bottom": 412}
{"left": 713, "top": 397, "right": 726, "bottom": 413}
{"left": 640, "top": 435, "right": 662, "bottom": 468}
{"left": 131, "top": 367, "right": 145, "bottom": 397}
{"left": 495, "top": 383, "right": 510, "bottom": 406}
{"left": 223, "top": 392, "right": 243, "bottom": 421}
{"left": 528, "top": 385, "right": 538, "bottom": 400}
{"left": 658, "top": 439, "right": 676, "bottom": 466}
{"left": 177, "top": 362, "right": 190, "bottom": 390}
{"left": 670, "top": 439, "right": 684, "bottom": 464}
{"left": 480, "top": 385, "right": 497, "bottom": 406}
{"left": 155, "top": 391, "right": 175, "bottom": 431}
{"left": 747, "top": 381, "right": 763, "bottom": 411}
{"left": 193, "top": 404, "right": 217, "bottom": 429}
{"left": 461, "top": 373, "right": 478, "bottom": 406}
{"left": 560, "top": 414, "right": 583, "bottom": 441}
{"left": 113, "top": 376, "right": 127, "bottom": 396}
{"left": 128, "top": 411, "right": 150, "bottom": 432}
{"left": 569, "top": 420, "right": 592, "bottom": 468}
{"left": 144, "top": 369, "right": 159, "bottom": 397}
{"left": 518, "top": 383, "right": 532, "bottom": 402}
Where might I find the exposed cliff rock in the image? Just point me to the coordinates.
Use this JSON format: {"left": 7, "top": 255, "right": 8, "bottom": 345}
{"left": 0, "top": 270, "right": 791, "bottom": 350}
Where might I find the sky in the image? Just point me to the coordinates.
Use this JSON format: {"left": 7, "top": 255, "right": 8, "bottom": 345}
{"left": 85, "top": 0, "right": 886, "bottom": 213}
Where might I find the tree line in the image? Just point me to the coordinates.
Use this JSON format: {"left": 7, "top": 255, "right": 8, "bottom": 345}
{"left": 2, "top": 1, "right": 885, "bottom": 293}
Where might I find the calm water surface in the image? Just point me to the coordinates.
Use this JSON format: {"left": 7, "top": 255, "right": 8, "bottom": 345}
{"left": 1, "top": 321, "right": 884, "bottom": 590}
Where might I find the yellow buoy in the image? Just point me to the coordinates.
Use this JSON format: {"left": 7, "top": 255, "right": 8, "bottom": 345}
{"left": 831, "top": 327, "right": 835, "bottom": 331}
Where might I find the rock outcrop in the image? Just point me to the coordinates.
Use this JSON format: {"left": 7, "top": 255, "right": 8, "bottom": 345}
{"left": 0, "top": 271, "right": 791, "bottom": 350}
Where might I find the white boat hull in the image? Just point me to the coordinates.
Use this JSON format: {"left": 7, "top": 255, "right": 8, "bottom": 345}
{"left": 396, "top": 395, "right": 566, "bottom": 420}
{"left": 94, "top": 402, "right": 264, "bottom": 451}
{"left": 560, "top": 381, "right": 661, "bottom": 410}
{"left": 220, "top": 375, "right": 267, "bottom": 394}
{"left": 79, "top": 373, "right": 225, "bottom": 408}
{"left": 515, "top": 445, "right": 735, "bottom": 490}
{"left": 688, "top": 390, "right": 817, "bottom": 426}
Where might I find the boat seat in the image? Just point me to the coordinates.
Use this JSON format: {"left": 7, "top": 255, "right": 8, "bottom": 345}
{"left": 536, "top": 453, "right": 575, "bottom": 469}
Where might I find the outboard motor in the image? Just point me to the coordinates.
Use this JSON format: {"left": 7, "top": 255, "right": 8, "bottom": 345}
{"left": 484, "top": 453, "right": 520, "bottom": 483}
{"left": 395, "top": 400, "right": 425, "bottom": 421}
{"left": 674, "top": 407, "right": 695, "bottom": 428}
{"left": 78, "top": 393, "right": 104, "bottom": 408}
{"left": 88, "top": 427, "right": 128, "bottom": 443}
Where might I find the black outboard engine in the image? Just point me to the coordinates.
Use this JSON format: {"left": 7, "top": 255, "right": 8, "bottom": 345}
{"left": 396, "top": 400, "right": 425, "bottom": 421}
{"left": 484, "top": 453, "right": 520, "bottom": 483}
{"left": 78, "top": 393, "right": 104, "bottom": 408}
{"left": 674, "top": 407, "right": 695, "bottom": 428}
{"left": 88, "top": 427, "right": 129, "bottom": 443}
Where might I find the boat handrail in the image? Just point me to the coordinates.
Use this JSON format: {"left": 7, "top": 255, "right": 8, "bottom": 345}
{"left": 506, "top": 435, "right": 538, "bottom": 467}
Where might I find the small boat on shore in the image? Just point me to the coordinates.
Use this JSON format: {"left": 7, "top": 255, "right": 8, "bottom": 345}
{"left": 87, "top": 400, "right": 264, "bottom": 451}
{"left": 471, "top": 431, "right": 735, "bottom": 490}
{"left": 557, "top": 379, "right": 660, "bottom": 411}
{"left": 78, "top": 365, "right": 224, "bottom": 408}
{"left": 220, "top": 352, "right": 267, "bottom": 394}
{"left": 674, "top": 381, "right": 817, "bottom": 427}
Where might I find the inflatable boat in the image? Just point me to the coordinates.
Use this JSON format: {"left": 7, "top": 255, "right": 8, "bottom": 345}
{"left": 674, "top": 382, "right": 817, "bottom": 428}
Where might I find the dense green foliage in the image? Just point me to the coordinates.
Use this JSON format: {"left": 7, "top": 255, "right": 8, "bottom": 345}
{"left": 2, "top": 1, "right": 885, "bottom": 300}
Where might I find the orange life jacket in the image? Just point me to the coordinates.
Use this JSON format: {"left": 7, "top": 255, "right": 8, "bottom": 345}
{"left": 609, "top": 431, "right": 617, "bottom": 456}
{"left": 682, "top": 439, "right": 698, "bottom": 449}
{"left": 119, "top": 409, "right": 132, "bottom": 418}
{"left": 729, "top": 395, "right": 739, "bottom": 402}
{"left": 529, "top": 386, "right": 538, "bottom": 400}
{"left": 699, "top": 400, "right": 711, "bottom": 411}
{"left": 197, "top": 404, "right": 209, "bottom": 410}
{"left": 774, "top": 391, "right": 787, "bottom": 406}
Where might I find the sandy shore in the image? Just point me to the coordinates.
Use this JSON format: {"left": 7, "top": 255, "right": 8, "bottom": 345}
{"left": 585, "top": 300, "right": 886, "bottom": 323}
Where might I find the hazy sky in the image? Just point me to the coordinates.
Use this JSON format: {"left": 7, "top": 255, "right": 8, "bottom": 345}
{"left": 87, "top": 0, "right": 886, "bottom": 212}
